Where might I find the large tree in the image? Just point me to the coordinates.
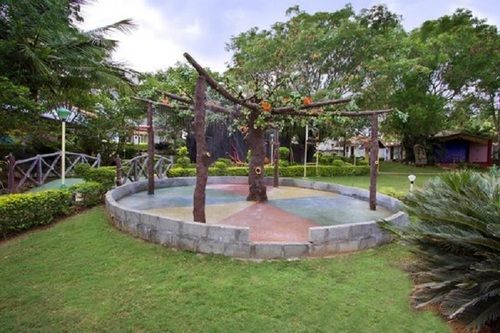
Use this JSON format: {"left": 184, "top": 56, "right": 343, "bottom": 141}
{"left": 0, "top": 0, "right": 135, "bottom": 138}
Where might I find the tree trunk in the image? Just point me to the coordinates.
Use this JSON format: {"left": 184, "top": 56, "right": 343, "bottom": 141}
{"left": 369, "top": 113, "right": 379, "bottom": 211}
{"left": 193, "top": 76, "right": 209, "bottom": 223}
{"left": 273, "top": 129, "right": 280, "bottom": 188}
{"left": 247, "top": 109, "right": 267, "bottom": 201}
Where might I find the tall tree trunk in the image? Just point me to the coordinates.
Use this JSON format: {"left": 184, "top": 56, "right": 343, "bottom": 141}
{"left": 193, "top": 76, "right": 209, "bottom": 223}
{"left": 247, "top": 109, "right": 267, "bottom": 201}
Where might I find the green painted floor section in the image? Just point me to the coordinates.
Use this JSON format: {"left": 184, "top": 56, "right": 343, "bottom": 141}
{"left": 28, "top": 178, "right": 84, "bottom": 192}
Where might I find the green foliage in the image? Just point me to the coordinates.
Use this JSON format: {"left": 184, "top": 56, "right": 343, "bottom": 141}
{"left": 279, "top": 147, "right": 290, "bottom": 160}
{"left": 0, "top": 190, "right": 72, "bottom": 237}
{"left": 175, "top": 156, "right": 191, "bottom": 168}
{"left": 69, "top": 182, "right": 106, "bottom": 208}
{"left": 332, "top": 160, "right": 345, "bottom": 167}
{"left": 319, "top": 153, "right": 335, "bottom": 165}
{"left": 176, "top": 146, "right": 189, "bottom": 157}
{"left": 358, "top": 159, "right": 369, "bottom": 166}
{"left": 382, "top": 171, "right": 500, "bottom": 330}
{"left": 82, "top": 167, "right": 115, "bottom": 191}
{"left": 216, "top": 158, "right": 232, "bottom": 166}
{"left": 167, "top": 165, "right": 369, "bottom": 178}
{"left": 74, "top": 163, "right": 91, "bottom": 177}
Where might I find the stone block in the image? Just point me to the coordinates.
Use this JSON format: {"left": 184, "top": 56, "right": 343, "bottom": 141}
{"left": 326, "top": 225, "right": 351, "bottom": 241}
{"left": 177, "top": 237, "right": 198, "bottom": 251}
{"left": 336, "top": 240, "right": 361, "bottom": 252}
{"left": 223, "top": 243, "right": 251, "bottom": 258}
{"left": 282, "top": 243, "right": 310, "bottom": 258}
{"left": 158, "top": 218, "right": 181, "bottom": 234}
{"left": 254, "top": 243, "right": 283, "bottom": 259}
{"left": 309, "top": 227, "right": 329, "bottom": 244}
{"left": 349, "top": 222, "right": 379, "bottom": 239}
{"left": 153, "top": 230, "right": 178, "bottom": 246}
{"left": 136, "top": 223, "right": 151, "bottom": 240}
{"left": 181, "top": 222, "right": 208, "bottom": 238}
{"left": 312, "top": 182, "right": 329, "bottom": 191}
{"left": 358, "top": 236, "right": 378, "bottom": 250}
{"left": 207, "top": 225, "right": 237, "bottom": 242}
{"left": 198, "top": 240, "right": 225, "bottom": 255}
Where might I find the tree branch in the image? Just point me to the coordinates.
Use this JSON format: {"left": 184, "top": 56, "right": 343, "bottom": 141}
{"left": 271, "top": 98, "right": 351, "bottom": 114}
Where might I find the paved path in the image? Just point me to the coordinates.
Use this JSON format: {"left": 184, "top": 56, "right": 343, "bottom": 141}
{"left": 28, "top": 178, "right": 84, "bottom": 192}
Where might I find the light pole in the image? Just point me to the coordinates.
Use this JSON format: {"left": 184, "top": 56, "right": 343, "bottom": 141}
{"left": 408, "top": 174, "right": 416, "bottom": 192}
{"left": 270, "top": 133, "right": 274, "bottom": 166}
{"left": 56, "top": 107, "right": 71, "bottom": 188}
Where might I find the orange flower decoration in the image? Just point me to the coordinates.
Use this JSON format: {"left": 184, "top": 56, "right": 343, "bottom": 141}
{"left": 161, "top": 97, "right": 170, "bottom": 106}
{"left": 303, "top": 96, "right": 313, "bottom": 106}
{"left": 260, "top": 100, "right": 272, "bottom": 112}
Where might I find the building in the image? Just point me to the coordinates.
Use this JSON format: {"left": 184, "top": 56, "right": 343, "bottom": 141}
{"left": 433, "top": 131, "right": 493, "bottom": 166}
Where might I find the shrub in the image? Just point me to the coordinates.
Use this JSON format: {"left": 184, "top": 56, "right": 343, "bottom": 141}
{"left": 216, "top": 158, "right": 232, "bottom": 166}
{"left": 83, "top": 167, "right": 115, "bottom": 190}
{"left": 176, "top": 146, "right": 189, "bottom": 157}
{"left": 382, "top": 171, "right": 500, "bottom": 331}
{"left": 279, "top": 147, "right": 290, "bottom": 161}
{"left": 0, "top": 190, "right": 72, "bottom": 237}
{"left": 176, "top": 156, "right": 191, "bottom": 168}
{"left": 212, "top": 161, "right": 228, "bottom": 176}
{"left": 319, "top": 154, "right": 334, "bottom": 165}
{"left": 69, "top": 182, "right": 106, "bottom": 208}
{"left": 166, "top": 165, "right": 370, "bottom": 178}
{"left": 357, "top": 159, "right": 369, "bottom": 166}
{"left": 332, "top": 160, "right": 345, "bottom": 167}
{"left": 74, "top": 163, "right": 91, "bottom": 177}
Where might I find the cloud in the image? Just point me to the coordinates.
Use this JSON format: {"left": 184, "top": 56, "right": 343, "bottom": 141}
{"left": 79, "top": 0, "right": 193, "bottom": 72}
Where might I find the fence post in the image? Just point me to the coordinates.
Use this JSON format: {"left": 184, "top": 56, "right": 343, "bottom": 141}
{"left": 7, "top": 153, "right": 16, "bottom": 193}
{"left": 115, "top": 155, "right": 122, "bottom": 186}
{"left": 37, "top": 155, "right": 42, "bottom": 185}
{"left": 96, "top": 153, "right": 101, "bottom": 167}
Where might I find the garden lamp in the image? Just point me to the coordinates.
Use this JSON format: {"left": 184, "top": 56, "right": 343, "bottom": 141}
{"left": 56, "top": 107, "right": 71, "bottom": 188}
{"left": 408, "top": 174, "right": 416, "bottom": 192}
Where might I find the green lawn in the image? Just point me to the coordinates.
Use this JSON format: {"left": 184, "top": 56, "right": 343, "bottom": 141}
{"left": 309, "top": 161, "right": 445, "bottom": 196}
{"left": 0, "top": 208, "right": 449, "bottom": 332}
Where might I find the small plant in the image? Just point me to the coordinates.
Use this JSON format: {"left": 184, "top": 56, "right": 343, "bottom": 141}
{"left": 176, "top": 156, "right": 191, "bottom": 168}
{"left": 279, "top": 147, "right": 289, "bottom": 161}
{"left": 176, "top": 146, "right": 189, "bottom": 157}
{"left": 332, "top": 159, "right": 345, "bottom": 167}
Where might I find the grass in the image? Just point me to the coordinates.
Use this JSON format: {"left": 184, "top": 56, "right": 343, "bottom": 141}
{"left": 309, "top": 161, "right": 445, "bottom": 197}
{"left": 0, "top": 207, "right": 450, "bottom": 332}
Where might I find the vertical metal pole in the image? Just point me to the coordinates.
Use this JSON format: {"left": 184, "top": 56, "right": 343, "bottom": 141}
{"left": 61, "top": 120, "right": 66, "bottom": 188}
{"left": 147, "top": 103, "right": 155, "bottom": 195}
{"left": 273, "top": 128, "right": 279, "bottom": 188}
{"left": 37, "top": 155, "right": 42, "bottom": 185}
{"left": 303, "top": 123, "right": 308, "bottom": 178}
{"left": 369, "top": 113, "right": 379, "bottom": 210}
{"left": 7, "top": 153, "right": 15, "bottom": 193}
{"left": 270, "top": 134, "right": 274, "bottom": 166}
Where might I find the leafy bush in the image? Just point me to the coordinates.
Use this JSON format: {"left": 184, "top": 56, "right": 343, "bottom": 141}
{"left": 212, "top": 161, "right": 228, "bottom": 176}
{"left": 167, "top": 165, "right": 370, "bottom": 178}
{"left": 216, "top": 158, "right": 232, "bottom": 166}
{"left": 175, "top": 156, "right": 191, "bottom": 168}
{"left": 332, "top": 159, "right": 345, "bottom": 167}
{"left": 69, "top": 182, "right": 106, "bottom": 207}
{"left": 357, "top": 159, "right": 369, "bottom": 166}
{"left": 319, "top": 154, "right": 335, "bottom": 165}
{"left": 382, "top": 171, "right": 500, "bottom": 331}
{"left": 0, "top": 190, "right": 72, "bottom": 237}
{"left": 279, "top": 147, "right": 290, "bottom": 160}
{"left": 176, "top": 146, "right": 189, "bottom": 157}
{"left": 74, "top": 163, "right": 91, "bottom": 177}
{"left": 83, "top": 167, "right": 115, "bottom": 190}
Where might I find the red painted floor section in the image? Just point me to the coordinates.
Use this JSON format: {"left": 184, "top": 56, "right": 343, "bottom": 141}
{"left": 217, "top": 202, "right": 316, "bottom": 243}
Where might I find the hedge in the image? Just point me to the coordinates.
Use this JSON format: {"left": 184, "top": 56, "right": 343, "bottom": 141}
{"left": 167, "top": 165, "right": 370, "bottom": 178}
{"left": 82, "top": 167, "right": 116, "bottom": 190}
{"left": 69, "top": 182, "right": 106, "bottom": 208}
{"left": 0, "top": 190, "right": 72, "bottom": 237}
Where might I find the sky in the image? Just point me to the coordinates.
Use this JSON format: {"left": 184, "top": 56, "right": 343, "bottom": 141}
{"left": 79, "top": 0, "right": 500, "bottom": 73}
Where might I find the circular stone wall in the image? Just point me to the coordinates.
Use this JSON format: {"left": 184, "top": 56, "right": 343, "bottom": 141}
{"left": 105, "top": 177, "right": 408, "bottom": 259}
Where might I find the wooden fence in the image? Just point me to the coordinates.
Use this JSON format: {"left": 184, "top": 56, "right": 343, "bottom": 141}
{"left": 5, "top": 152, "right": 101, "bottom": 193}
{"left": 115, "top": 154, "right": 174, "bottom": 185}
